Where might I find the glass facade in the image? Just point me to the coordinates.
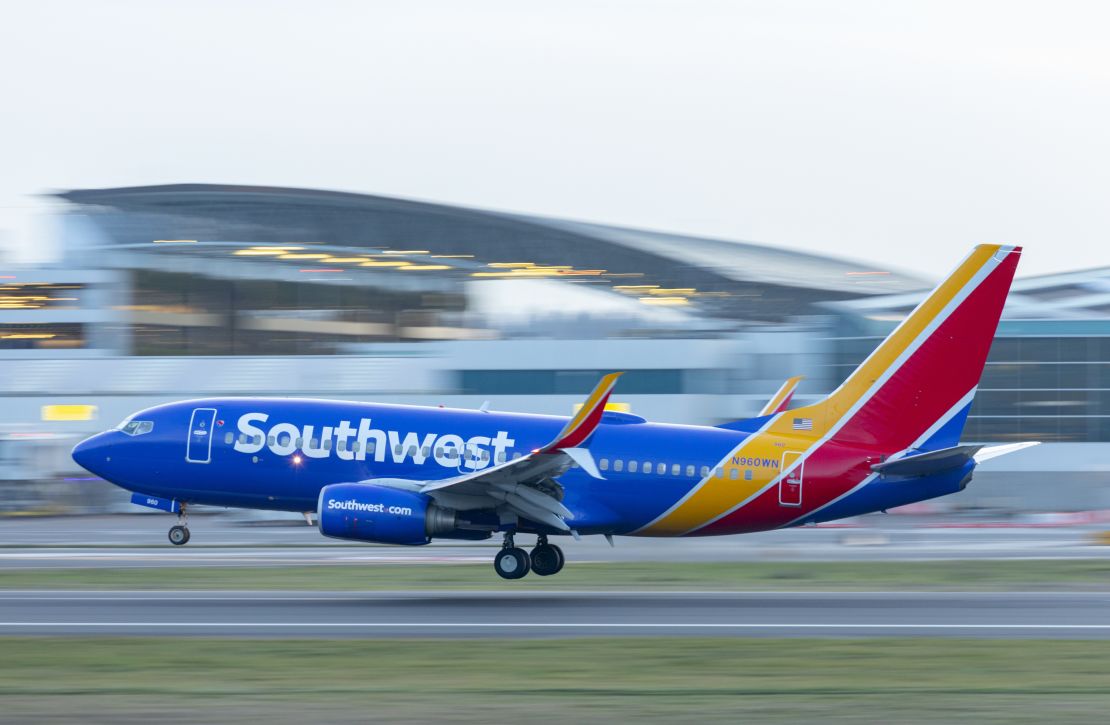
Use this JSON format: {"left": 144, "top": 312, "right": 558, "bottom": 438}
{"left": 829, "top": 321, "right": 1110, "bottom": 442}
{"left": 456, "top": 368, "right": 738, "bottom": 396}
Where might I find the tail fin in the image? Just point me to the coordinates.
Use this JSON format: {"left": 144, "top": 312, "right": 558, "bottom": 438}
{"left": 789, "top": 244, "right": 1021, "bottom": 451}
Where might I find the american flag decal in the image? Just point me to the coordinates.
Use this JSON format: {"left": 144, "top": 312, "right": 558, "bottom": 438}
{"left": 792, "top": 417, "right": 813, "bottom": 431}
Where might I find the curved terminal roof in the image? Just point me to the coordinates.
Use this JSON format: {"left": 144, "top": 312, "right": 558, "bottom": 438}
{"left": 58, "top": 184, "right": 926, "bottom": 321}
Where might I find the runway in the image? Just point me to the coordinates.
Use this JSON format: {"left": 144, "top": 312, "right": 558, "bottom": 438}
{"left": 0, "top": 515, "right": 1108, "bottom": 568}
{"left": 1, "top": 590, "right": 1109, "bottom": 638}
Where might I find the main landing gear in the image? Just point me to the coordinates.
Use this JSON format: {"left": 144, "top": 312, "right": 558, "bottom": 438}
{"left": 168, "top": 504, "right": 190, "bottom": 546}
{"left": 493, "top": 533, "right": 565, "bottom": 580}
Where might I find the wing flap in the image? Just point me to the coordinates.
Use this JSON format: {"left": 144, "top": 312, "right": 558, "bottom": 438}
{"left": 418, "top": 372, "right": 623, "bottom": 530}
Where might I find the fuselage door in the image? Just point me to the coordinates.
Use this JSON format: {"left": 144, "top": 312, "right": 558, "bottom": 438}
{"left": 186, "top": 407, "right": 217, "bottom": 464}
{"left": 779, "top": 450, "right": 803, "bottom": 507}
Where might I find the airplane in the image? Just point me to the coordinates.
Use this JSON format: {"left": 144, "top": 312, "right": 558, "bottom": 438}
{"left": 72, "top": 244, "right": 1036, "bottom": 579}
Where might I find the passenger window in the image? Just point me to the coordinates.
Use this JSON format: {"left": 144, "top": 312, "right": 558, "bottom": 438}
{"left": 657, "top": 463, "right": 666, "bottom": 475}
{"left": 672, "top": 464, "right": 681, "bottom": 476}
{"left": 238, "top": 433, "right": 248, "bottom": 444}
{"left": 435, "top": 448, "right": 443, "bottom": 457}
{"left": 295, "top": 437, "right": 303, "bottom": 448}
{"left": 337, "top": 440, "right": 346, "bottom": 452}
{"left": 614, "top": 459, "right": 623, "bottom": 472}
{"left": 628, "top": 461, "right": 638, "bottom": 473}
{"left": 407, "top": 445, "right": 416, "bottom": 457}
{"left": 729, "top": 468, "right": 739, "bottom": 480}
{"left": 224, "top": 432, "right": 233, "bottom": 445}
{"left": 700, "top": 465, "right": 710, "bottom": 477}
{"left": 686, "top": 465, "right": 695, "bottom": 477}
{"left": 352, "top": 441, "right": 360, "bottom": 452}
{"left": 497, "top": 452, "right": 506, "bottom": 463}
{"left": 643, "top": 461, "right": 652, "bottom": 473}
{"left": 395, "top": 444, "right": 403, "bottom": 456}
{"left": 745, "top": 469, "right": 753, "bottom": 481}
{"left": 600, "top": 458, "right": 609, "bottom": 471}
{"left": 715, "top": 467, "right": 724, "bottom": 478}
{"left": 267, "top": 435, "right": 275, "bottom": 446}
{"left": 367, "top": 442, "right": 375, "bottom": 454}
{"left": 422, "top": 446, "right": 431, "bottom": 457}
{"left": 255, "top": 436, "right": 263, "bottom": 446}
{"left": 513, "top": 452, "right": 523, "bottom": 460}
{"left": 323, "top": 439, "right": 332, "bottom": 451}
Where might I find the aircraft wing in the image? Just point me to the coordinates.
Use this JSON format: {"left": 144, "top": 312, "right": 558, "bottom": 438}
{"left": 417, "top": 372, "right": 623, "bottom": 532}
{"left": 759, "top": 376, "right": 803, "bottom": 416}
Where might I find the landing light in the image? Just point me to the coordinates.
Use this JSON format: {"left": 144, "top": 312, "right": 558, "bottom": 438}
{"left": 292, "top": 455, "right": 303, "bottom": 465}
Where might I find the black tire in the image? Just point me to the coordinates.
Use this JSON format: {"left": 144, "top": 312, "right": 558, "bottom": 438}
{"left": 168, "top": 525, "right": 189, "bottom": 546}
{"left": 530, "top": 544, "right": 564, "bottom": 576}
{"left": 550, "top": 544, "right": 565, "bottom": 573}
{"left": 494, "top": 547, "right": 530, "bottom": 579}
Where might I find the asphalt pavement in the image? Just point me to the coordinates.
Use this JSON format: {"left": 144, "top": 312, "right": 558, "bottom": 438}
{"left": 0, "top": 590, "right": 1107, "bottom": 638}
{"left": 0, "top": 515, "right": 1107, "bottom": 568}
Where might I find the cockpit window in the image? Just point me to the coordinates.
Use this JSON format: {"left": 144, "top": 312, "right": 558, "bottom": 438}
{"left": 120, "top": 420, "right": 154, "bottom": 436}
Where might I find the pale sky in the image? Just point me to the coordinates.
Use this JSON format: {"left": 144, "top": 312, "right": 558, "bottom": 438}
{"left": 1, "top": 0, "right": 1107, "bottom": 278}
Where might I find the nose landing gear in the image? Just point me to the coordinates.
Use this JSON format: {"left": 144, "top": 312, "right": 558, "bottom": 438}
{"left": 168, "top": 504, "right": 190, "bottom": 546}
{"left": 492, "top": 533, "right": 566, "bottom": 579}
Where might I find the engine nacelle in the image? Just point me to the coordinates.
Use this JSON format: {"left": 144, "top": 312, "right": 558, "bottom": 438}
{"left": 317, "top": 483, "right": 456, "bottom": 546}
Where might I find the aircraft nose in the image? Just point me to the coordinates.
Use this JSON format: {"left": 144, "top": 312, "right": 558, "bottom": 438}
{"left": 72, "top": 432, "right": 114, "bottom": 478}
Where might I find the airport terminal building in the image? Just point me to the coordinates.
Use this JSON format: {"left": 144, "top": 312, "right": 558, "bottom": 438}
{"left": 2, "top": 184, "right": 1107, "bottom": 512}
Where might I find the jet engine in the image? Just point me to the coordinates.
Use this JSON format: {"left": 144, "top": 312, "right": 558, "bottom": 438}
{"left": 317, "top": 483, "right": 456, "bottom": 546}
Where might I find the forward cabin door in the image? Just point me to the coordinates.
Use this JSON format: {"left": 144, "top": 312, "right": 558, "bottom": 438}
{"left": 779, "top": 450, "right": 804, "bottom": 507}
{"left": 186, "top": 408, "right": 217, "bottom": 464}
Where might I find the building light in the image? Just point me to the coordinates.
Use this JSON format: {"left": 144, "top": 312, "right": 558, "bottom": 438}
{"left": 278, "top": 253, "right": 330, "bottom": 260}
{"left": 359, "top": 260, "right": 412, "bottom": 267}
{"left": 152, "top": 239, "right": 197, "bottom": 244}
{"left": 320, "top": 257, "right": 367, "bottom": 263}
{"left": 399, "top": 265, "right": 451, "bottom": 271}
{"left": 382, "top": 250, "right": 430, "bottom": 255}
{"left": 1, "top": 333, "right": 57, "bottom": 339}
{"left": 42, "top": 404, "right": 98, "bottom": 422}
{"left": 649, "top": 288, "right": 696, "bottom": 296}
{"left": 639, "top": 297, "right": 690, "bottom": 306}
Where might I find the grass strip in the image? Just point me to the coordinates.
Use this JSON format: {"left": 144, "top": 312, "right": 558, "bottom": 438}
{"left": 0, "top": 637, "right": 1107, "bottom": 723}
{"left": 0, "top": 559, "right": 1107, "bottom": 590}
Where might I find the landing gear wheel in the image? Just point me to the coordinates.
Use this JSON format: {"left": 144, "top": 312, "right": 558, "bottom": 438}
{"left": 168, "top": 525, "right": 190, "bottom": 546}
{"left": 494, "top": 547, "right": 530, "bottom": 579}
{"left": 530, "top": 544, "right": 565, "bottom": 576}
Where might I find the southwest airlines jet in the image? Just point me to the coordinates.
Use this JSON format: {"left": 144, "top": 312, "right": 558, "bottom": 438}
{"left": 73, "top": 245, "right": 1034, "bottom": 579}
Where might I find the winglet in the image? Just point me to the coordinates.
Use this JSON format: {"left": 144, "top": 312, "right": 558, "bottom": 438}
{"left": 541, "top": 372, "right": 623, "bottom": 452}
{"left": 759, "top": 375, "right": 803, "bottom": 417}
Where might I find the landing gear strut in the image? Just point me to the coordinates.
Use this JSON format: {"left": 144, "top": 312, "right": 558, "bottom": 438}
{"left": 493, "top": 533, "right": 567, "bottom": 579}
{"left": 493, "top": 532, "right": 530, "bottom": 579}
{"left": 530, "top": 535, "right": 565, "bottom": 576}
{"left": 168, "top": 503, "right": 190, "bottom": 546}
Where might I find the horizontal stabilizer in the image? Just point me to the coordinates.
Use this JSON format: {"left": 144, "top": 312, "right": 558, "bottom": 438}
{"left": 973, "top": 441, "right": 1040, "bottom": 463}
{"left": 871, "top": 445, "right": 982, "bottom": 478}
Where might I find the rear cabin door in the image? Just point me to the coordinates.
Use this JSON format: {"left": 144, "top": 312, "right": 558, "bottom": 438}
{"left": 186, "top": 407, "right": 217, "bottom": 464}
{"left": 779, "top": 450, "right": 804, "bottom": 507}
